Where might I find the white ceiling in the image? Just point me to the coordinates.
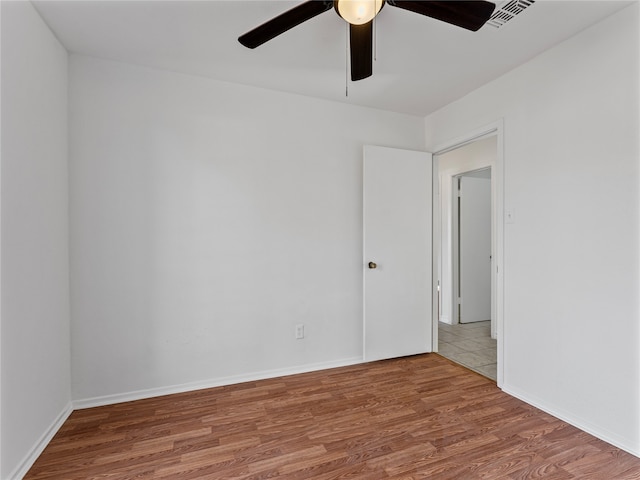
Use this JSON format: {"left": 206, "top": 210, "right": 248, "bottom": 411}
{"left": 33, "top": 0, "right": 632, "bottom": 116}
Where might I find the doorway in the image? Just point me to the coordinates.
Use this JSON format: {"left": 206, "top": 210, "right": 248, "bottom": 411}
{"left": 432, "top": 131, "right": 501, "bottom": 382}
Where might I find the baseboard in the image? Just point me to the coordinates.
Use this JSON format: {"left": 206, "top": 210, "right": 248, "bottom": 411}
{"left": 7, "top": 402, "right": 73, "bottom": 480}
{"left": 502, "top": 383, "right": 640, "bottom": 458}
{"left": 439, "top": 315, "right": 451, "bottom": 325}
{"left": 73, "top": 356, "right": 364, "bottom": 410}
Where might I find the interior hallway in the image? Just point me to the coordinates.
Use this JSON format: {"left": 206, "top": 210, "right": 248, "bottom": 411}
{"left": 438, "top": 320, "right": 497, "bottom": 381}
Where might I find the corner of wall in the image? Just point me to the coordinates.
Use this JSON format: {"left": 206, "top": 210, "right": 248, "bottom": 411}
{"left": 5, "top": 404, "right": 73, "bottom": 480}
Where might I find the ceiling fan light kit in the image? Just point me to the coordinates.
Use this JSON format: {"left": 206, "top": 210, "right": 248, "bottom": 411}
{"left": 335, "top": 0, "right": 384, "bottom": 25}
{"left": 238, "top": 0, "right": 496, "bottom": 82}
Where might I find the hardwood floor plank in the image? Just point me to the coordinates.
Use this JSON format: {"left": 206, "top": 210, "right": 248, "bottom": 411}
{"left": 24, "top": 354, "right": 640, "bottom": 479}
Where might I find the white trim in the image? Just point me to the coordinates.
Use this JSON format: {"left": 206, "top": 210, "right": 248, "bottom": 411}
{"left": 432, "top": 158, "right": 440, "bottom": 351}
{"left": 432, "top": 119, "right": 505, "bottom": 388}
{"left": 0, "top": 3, "right": 3, "bottom": 471}
{"left": 433, "top": 122, "right": 501, "bottom": 156}
{"left": 503, "top": 384, "right": 640, "bottom": 458}
{"left": 73, "top": 357, "right": 363, "bottom": 409}
{"left": 7, "top": 402, "right": 73, "bottom": 480}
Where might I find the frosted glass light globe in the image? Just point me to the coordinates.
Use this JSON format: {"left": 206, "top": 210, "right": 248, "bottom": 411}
{"left": 336, "top": 0, "right": 384, "bottom": 25}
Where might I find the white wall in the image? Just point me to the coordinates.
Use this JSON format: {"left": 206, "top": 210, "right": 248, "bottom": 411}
{"left": 425, "top": 4, "right": 640, "bottom": 455}
{"left": 68, "top": 55, "right": 425, "bottom": 403}
{"left": 0, "top": 2, "right": 72, "bottom": 478}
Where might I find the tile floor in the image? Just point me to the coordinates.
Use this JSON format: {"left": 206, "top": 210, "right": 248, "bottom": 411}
{"left": 438, "top": 320, "right": 497, "bottom": 381}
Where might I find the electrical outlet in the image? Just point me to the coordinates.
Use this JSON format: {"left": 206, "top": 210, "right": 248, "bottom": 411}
{"left": 295, "top": 324, "right": 304, "bottom": 339}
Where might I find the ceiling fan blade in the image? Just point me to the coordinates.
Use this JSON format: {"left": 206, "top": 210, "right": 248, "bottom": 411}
{"left": 387, "top": 1, "right": 495, "bottom": 32}
{"left": 238, "top": 1, "right": 333, "bottom": 49}
{"left": 350, "top": 21, "right": 373, "bottom": 81}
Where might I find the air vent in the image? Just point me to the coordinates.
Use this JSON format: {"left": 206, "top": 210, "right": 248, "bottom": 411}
{"left": 487, "top": 0, "right": 535, "bottom": 28}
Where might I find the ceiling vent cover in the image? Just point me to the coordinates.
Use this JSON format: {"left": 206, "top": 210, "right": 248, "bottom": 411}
{"left": 487, "top": 0, "right": 535, "bottom": 28}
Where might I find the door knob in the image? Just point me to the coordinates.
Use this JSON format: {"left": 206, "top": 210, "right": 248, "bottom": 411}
{"left": 368, "top": 261, "right": 377, "bottom": 269}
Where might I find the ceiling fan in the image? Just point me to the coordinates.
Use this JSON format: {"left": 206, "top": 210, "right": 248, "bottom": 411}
{"left": 238, "top": 0, "right": 496, "bottom": 81}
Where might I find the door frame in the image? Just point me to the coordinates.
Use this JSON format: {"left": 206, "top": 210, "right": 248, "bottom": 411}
{"left": 431, "top": 119, "right": 505, "bottom": 387}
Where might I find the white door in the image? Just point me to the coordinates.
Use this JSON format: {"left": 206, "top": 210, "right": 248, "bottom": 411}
{"left": 363, "top": 145, "right": 432, "bottom": 362}
{"left": 459, "top": 176, "right": 491, "bottom": 323}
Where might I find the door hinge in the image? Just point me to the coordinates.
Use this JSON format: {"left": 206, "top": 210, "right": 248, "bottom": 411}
{"left": 457, "top": 297, "right": 462, "bottom": 305}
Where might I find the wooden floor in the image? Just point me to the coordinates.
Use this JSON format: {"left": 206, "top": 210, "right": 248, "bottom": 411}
{"left": 26, "top": 354, "right": 640, "bottom": 479}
